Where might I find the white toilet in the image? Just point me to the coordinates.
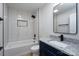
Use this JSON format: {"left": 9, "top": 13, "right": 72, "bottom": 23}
{"left": 31, "top": 45, "right": 39, "bottom": 56}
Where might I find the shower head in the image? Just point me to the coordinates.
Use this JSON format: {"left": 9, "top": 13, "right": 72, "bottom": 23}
{"left": 31, "top": 15, "right": 36, "bottom": 19}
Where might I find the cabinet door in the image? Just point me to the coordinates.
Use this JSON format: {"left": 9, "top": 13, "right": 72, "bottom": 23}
{"left": 0, "top": 3, "right": 3, "bottom": 18}
{"left": 45, "top": 49, "right": 56, "bottom": 56}
{"left": 40, "top": 41, "right": 55, "bottom": 56}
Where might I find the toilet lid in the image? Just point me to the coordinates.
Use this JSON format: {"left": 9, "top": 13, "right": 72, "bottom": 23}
{"left": 31, "top": 45, "right": 39, "bottom": 50}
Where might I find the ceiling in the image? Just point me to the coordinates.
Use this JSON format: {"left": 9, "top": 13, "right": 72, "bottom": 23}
{"left": 6, "top": 3, "right": 47, "bottom": 12}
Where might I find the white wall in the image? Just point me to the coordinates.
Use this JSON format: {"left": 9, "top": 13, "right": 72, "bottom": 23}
{"left": 39, "top": 3, "right": 53, "bottom": 38}
{"left": 39, "top": 3, "right": 79, "bottom": 40}
{"left": 8, "top": 7, "right": 34, "bottom": 42}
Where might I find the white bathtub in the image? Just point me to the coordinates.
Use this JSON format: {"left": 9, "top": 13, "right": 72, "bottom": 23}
{"left": 4, "top": 39, "right": 38, "bottom": 56}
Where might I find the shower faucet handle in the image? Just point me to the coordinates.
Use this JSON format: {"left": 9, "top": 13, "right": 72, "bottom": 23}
{"left": 0, "top": 17, "right": 3, "bottom": 21}
{"left": 33, "top": 34, "right": 36, "bottom": 40}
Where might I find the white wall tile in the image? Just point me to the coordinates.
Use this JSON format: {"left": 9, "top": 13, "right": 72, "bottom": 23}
{"left": 8, "top": 7, "right": 34, "bottom": 42}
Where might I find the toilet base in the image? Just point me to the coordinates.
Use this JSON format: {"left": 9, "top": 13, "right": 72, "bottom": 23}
{"left": 30, "top": 45, "right": 39, "bottom": 56}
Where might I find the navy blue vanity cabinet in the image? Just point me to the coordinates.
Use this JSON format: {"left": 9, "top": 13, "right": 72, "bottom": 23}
{"left": 39, "top": 41, "right": 69, "bottom": 56}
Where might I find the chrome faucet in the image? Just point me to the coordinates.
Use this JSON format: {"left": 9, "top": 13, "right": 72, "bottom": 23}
{"left": 33, "top": 34, "right": 36, "bottom": 43}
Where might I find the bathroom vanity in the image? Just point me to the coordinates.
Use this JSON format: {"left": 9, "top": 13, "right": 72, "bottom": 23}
{"left": 39, "top": 38, "right": 79, "bottom": 56}
{"left": 39, "top": 41, "right": 69, "bottom": 56}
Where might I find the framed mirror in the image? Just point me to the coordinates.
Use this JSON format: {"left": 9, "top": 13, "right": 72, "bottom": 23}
{"left": 53, "top": 3, "right": 77, "bottom": 34}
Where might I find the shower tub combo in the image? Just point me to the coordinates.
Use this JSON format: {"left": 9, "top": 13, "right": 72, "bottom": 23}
{"left": 4, "top": 39, "right": 38, "bottom": 56}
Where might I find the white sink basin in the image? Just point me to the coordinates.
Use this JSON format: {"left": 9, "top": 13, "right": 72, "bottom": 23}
{"left": 49, "top": 41, "right": 68, "bottom": 48}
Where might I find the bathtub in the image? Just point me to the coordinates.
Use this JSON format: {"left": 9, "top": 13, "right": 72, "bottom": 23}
{"left": 4, "top": 39, "right": 38, "bottom": 56}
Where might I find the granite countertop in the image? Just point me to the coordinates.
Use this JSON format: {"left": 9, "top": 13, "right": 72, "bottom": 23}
{"left": 39, "top": 37, "right": 79, "bottom": 56}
